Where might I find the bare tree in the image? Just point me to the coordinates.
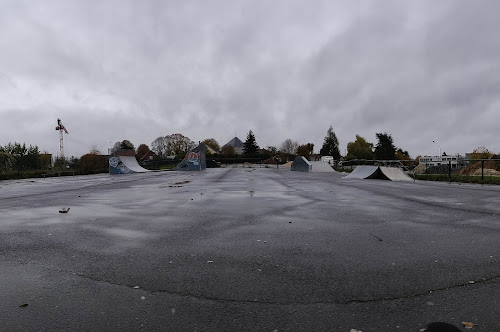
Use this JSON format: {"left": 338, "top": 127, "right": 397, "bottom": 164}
{"left": 110, "top": 141, "right": 122, "bottom": 155}
{"left": 151, "top": 137, "right": 168, "bottom": 157}
{"left": 165, "top": 134, "right": 196, "bottom": 156}
{"left": 89, "top": 145, "right": 102, "bottom": 155}
{"left": 280, "top": 139, "right": 299, "bottom": 154}
{"left": 266, "top": 145, "right": 278, "bottom": 155}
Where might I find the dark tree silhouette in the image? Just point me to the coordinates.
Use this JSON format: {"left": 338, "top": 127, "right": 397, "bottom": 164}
{"left": 243, "top": 130, "right": 259, "bottom": 155}
{"left": 374, "top": 132, "right": 396, "bottom": 160}
{"left": 320, "top": 126, "right": 341, "bottom": 160}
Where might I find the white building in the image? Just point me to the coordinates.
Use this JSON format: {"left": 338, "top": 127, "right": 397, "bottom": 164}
{"left": 420, "top": 155, "right": 459, "bottom": 168}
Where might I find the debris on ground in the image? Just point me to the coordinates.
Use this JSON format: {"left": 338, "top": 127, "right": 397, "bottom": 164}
{"left": 59, "top": 208, "right": 70, "bottom": 213}
{"left": 19, "top": 303, "right": 29, "bottom": 308}
{"left": 169, "top": 180, "right": 192, "bottom": 187}
{"left": 462, "top": 322, "right": 476, "bottom": 329}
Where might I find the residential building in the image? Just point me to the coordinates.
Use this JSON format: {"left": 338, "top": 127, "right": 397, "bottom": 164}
{"left": 141, "top": 150, "right": 158, "bottom": 161}
{"left": 222, "top": 137, "right": 244, "bottom": 155}
{"left": 420, "top": 155, "right": 458, "bottom": 168}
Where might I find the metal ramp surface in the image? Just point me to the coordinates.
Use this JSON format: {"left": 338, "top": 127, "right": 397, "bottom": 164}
{"left": 309, "top": 161, "right": 336, "bottom": 173}
{"left": 344, "top": 165, "right": 379, "bottom": 179}
{"left": 109, "top": 155, "right": 149, "bottom": 174}
{"left": 378, "top": 166, "right": 413, "bottom": 181}
{"left": 344, "top": 165, "right": 412, "bottom": 181}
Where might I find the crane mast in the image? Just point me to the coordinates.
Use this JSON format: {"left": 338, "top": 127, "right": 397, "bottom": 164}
{"left": 55, "top": 118, "right": 69, "bottom": 160}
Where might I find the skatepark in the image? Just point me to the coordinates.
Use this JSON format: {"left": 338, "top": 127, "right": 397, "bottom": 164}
{"left": 1, "top": 167, "right": 499, "bottom": 331}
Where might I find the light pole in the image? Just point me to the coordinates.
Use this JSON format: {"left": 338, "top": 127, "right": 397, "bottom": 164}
{"left": 432, "top": 140, "right": 441, "bottom": 162}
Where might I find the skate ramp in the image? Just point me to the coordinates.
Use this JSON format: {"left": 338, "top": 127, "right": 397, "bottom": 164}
{"left": 379, "top": 166, "right": 413, "bottom": 181}
{"left": 344, "top": 165, "right": 380, "bottom": 179}
{"left": 345, "top": 165, "right": 412, "bottom": 181}
{"left": 109, "top": 155, "right": 149, "bottom": 174}
{"left": 172, "top": 143, "right": 207, "bottom": 171}
{"left": 309, "top": 161, "right": 336, "bottom": 173}
{"left": 291, "top": 156, "right": 312, "bottom": 172}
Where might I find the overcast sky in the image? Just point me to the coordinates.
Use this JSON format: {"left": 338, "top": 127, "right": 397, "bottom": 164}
{"left": 1, "top": 0, "right": 498, "bottom": 158}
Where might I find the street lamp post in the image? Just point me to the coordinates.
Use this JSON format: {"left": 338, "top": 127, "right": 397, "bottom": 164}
{"left": 432, "top": 140, "right": 441, "bottom": 162}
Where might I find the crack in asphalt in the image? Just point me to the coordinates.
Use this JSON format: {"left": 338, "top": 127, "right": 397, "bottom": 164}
{"left": 211, "top": 168, "right": 233, "bottom": 183}
{"left": 344, "top": 274, "right": 500, "bottom": 304}
{"left": 26, "top": 259, "right": 500, "bottom": 307}
{"left": 75, "top": 271, "right": 500, "bottom": 306}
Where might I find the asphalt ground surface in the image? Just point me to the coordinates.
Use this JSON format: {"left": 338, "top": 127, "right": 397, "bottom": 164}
{"left": 1, "top": 167, "right": 499, "bottom": 331}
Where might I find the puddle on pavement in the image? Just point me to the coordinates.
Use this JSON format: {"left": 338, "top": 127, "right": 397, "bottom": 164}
{"left": 96, "top": 226, "right": 151, "bottom": 239}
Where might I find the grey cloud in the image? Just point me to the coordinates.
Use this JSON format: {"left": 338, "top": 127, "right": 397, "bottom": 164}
{"left": 0, "top": 0, "right": 499, "bottom": 157}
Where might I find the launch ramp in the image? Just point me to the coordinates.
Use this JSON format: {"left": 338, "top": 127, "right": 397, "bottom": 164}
{"left": 344, "top": 165, "right": 412, "bottom": 181}
{"left": 172, "top": 143, "right": 207, "bottom": 171}
{"left": 378, "top": 166, "right": 413, "bottom": 181}
{"left": 344, "top": 166, "right": 380, "bottom": 179}
{"left": 309, "top": 161, "right": 336, "bottom": 173}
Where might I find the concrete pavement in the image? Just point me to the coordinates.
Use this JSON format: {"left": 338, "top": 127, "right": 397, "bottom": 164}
{"left": 1, "top": 168, "right": 499, "bottom": 331}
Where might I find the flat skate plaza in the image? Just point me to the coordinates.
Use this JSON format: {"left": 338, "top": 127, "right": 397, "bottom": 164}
{"left": 1, "top": 168, "right": 499, "bottom": 331}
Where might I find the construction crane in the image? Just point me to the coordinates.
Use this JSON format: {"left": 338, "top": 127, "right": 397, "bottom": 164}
{"left": 55, "top": 118, "right": 69, "bottom": 160}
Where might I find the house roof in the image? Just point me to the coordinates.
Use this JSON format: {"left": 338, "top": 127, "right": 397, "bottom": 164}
{"left": 223, "top": 137, "right": 244, "bottom": 148}
{"left": 141, "top": 150, "right": 157, "bottom": 160}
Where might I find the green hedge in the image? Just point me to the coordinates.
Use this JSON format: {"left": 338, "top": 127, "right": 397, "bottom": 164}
{"left": 415, "top": 174, "right": 500, "bottom": 185}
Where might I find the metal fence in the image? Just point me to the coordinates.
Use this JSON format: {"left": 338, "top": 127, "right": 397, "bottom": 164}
{"left": 337, "top": 158, "right": 500, "bottom": 182}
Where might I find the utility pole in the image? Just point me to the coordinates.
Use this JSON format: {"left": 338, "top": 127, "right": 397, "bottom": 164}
{"left": 432, "top": 140, "right": 441, "bottom": 162}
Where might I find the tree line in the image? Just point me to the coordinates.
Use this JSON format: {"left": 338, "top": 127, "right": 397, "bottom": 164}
{"left": 0, "top": 142, "right": 48, "bottom": 172}
{"left": 0, "top": 142, "right": 109, "bottom": 175}
{"left": 2, "top": 127, "right": 497, "bottom": 179}
{"left": 0, "top": 126, "right": 407, "bottom": 175}
{"left": 108, "top": 126, "right": 411, "bottom": 165}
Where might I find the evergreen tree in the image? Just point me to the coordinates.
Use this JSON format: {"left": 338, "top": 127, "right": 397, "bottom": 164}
{"left": 374, "top": 132, "right": 396, "bottom": 160}
{"left": 120, "top": 140, "right": 135, "bottom": 150}
{"left": 319, "top": 126, "right": 341, "bottom": 160}
{"left": 243, "top": 130, "right": 259, "bottom": 155}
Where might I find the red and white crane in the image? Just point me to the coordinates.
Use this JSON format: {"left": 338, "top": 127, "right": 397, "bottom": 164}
{"left": 55, "top": 118, "right": 69, "bottom": 160}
